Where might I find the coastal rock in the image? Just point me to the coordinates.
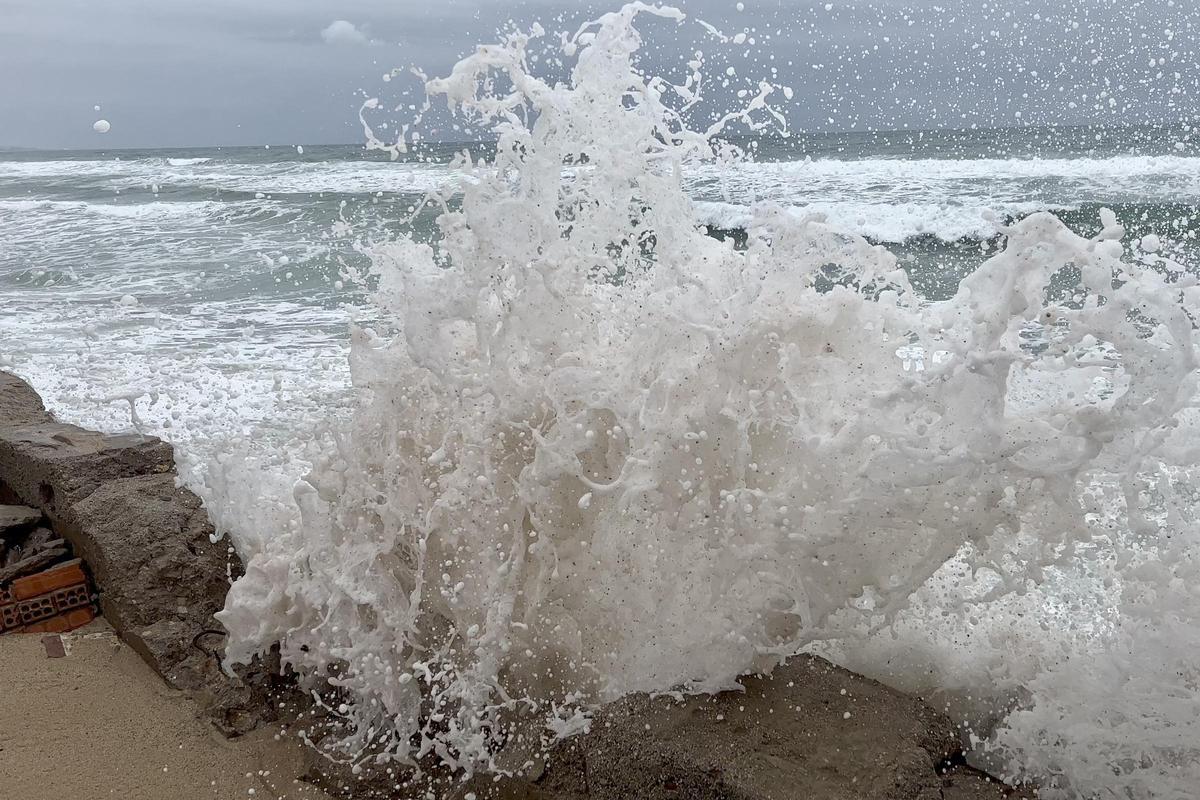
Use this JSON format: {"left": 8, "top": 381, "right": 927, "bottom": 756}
{"left": 0, "top": 371, "right": 53, "bottom": 429}
{"left": 940, "top": 764, "right": 1037, "bottom": 799}
{"left": 509, "top": 653, "right": 962, "bottom": 800}
{"left": 309, "top": 654, "right": 1007, "bottom": 800}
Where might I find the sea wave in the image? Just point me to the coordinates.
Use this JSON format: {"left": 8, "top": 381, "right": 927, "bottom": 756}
{"left": 693, "top": 198, "right": 1075, "bottom": 243}
{"left": 685, "top": 154, "right": 1200, "bottom": 223}
{"left": 188, "top": 8, "right": 1200, "bottom": 798}
{"left": 702, "top": 152, "right": 1200, "bottom": 184}
{"left": 0, "top": 157, "right": 463, "bottom": 196}
{"left": 0, "top": 198, "right": 276, "bottom": 221}
{"left": 3, "top": 152, "right": 1197, "bottom": 208}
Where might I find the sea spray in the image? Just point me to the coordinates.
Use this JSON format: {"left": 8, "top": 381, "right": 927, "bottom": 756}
{"left": 208, "top": 5, "right": 1199, "bottom": 795}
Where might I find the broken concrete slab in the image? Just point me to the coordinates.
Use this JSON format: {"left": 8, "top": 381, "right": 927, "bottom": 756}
{"left": 63, "top": 473, "right": 233, "bottom": 688}
{"left": 2, "top": 525, "right": 61, "bottom": 571}
{"left": 0, "top": 421, "right": 176, "bottom": 517}
{"left": 0, "top": 504, "right": 42, "bottom": 539}
{"left": 0, "top": 545, "right": 70, "bottom": 584}
{"left": 60, "top": 473, "right": 228, "bottom": 625}
{"left": 21, "top": 527, "right": 60, "bottom": 552}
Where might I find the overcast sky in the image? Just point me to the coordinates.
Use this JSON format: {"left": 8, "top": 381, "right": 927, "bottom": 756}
{"left": 1, "top": 0, "right": 1196, "bottom": 149}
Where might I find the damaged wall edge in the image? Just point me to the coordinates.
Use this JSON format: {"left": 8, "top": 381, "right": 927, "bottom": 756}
{"left": 0, "top": 370, "right": 283, "bottom": 736}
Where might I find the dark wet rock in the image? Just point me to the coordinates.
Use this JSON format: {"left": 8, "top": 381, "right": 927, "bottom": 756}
{"left": 305, "top": 654, "right": 1032, "bottom": 800}
{"left": 505, "top": 654, "right": 962, "bottom": 800}
{"left": 940, "top": 764, "right": 1038, "bottom": 799}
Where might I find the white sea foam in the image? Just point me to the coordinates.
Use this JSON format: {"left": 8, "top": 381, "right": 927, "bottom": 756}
{"left": 693, "top": 198, "right": 1073, "bottom": 242}
{"left": 126, "top": 162, "right": 462, "bottom": 195}
{"left": 193, "top": 6, "right": 1200, "bottom": 799}
{"left": 0, "top": 198, "right": 232, "bottom": 220}
{"left": 687, "top": 153, "right": 1200, "bottom": 242}
{"left": 691, "top": 152, "right": 1200, "bottom": 191}
{"left": 0, "top": 295, "right": 354, "bottom": 469}
{"left": 0, "top": 157, "right": 462, "bottom": 196}
{"left": 2, "top": 147, "right": 1196, "bottom": 219}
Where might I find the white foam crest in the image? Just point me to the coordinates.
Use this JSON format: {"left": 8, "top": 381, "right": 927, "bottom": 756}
{"left": 160, "top": 162, "right": 464, "bottom": 195}
{"left": 685, "top": 154, "right": 1200, "bottom": 241}
{"left": 0, "top": 156, "right": 214, "bottom": 175}
{"left": 0, "top": 159, "right": 170, "bottom": 179}
{"left": 694, "top": 152, "right": 1200, "bottom": 188}
{"left": 0, "top": 157, "right": 464, "bottom": 196}
{"left": 203, "top": 5, "right": 1199, "bottom": 795}
{"left": 0, "top": 198, "right": 233, "bottom": 220}
{"left": 693, "top": 198, "right": 1072, "bottom": 242}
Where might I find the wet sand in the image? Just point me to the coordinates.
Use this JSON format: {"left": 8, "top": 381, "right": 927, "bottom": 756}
{"left": 0, "top": 620, "right": 330, "bottom": 800}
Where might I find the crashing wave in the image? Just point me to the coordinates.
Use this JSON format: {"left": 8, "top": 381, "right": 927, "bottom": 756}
{"left": 207, "top": 5, "right": 1200, "bottom": 797}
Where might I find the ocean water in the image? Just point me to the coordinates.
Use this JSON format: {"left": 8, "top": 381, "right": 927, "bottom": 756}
{"left": 3, "top": 9, "right": 1200, "bottom": 796}
{"left": 2, "top": 128, "right": 1196, "bottom": 459}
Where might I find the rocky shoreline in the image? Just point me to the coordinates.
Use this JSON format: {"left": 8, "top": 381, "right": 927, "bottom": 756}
{"left": 0, "top": 370, "right": 1034, "bottom": 799}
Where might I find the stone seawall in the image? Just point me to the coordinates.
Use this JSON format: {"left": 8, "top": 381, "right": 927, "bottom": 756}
{"left": 0, "top": 370, "right": 275, "bottom": 734}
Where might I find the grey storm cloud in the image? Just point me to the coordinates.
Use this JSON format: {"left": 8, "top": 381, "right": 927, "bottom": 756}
{"left": 0, "top": 0, "right": 1196, "bottom": 149}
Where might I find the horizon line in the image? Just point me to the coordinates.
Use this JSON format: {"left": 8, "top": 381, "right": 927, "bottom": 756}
{"left": 2, "top": 120, "right": 1193, "bottom": 154}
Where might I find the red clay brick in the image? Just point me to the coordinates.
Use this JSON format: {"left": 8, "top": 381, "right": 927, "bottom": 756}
{"left": 62, "top": 606, "right": 95, "bottom": 630}
{"left": 0, "top": 586, "right": 12, "bottom": 605}
{"left": 17, "top": 595, "right": 56, "bottom": 625}
{"left": 0, "top": 602, "right": 19, "bottom": 632}
{"left": 50, "top": 582, "right": 91, "bottom": 613}
{"left": 11, "top": 560, "right": 86, "bottom": 601}
{"left": 23, "top": 615, "right": 71, "bottom": 634}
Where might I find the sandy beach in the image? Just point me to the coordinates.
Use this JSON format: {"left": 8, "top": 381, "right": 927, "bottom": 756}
{"left": 0, "top": 620, "right": 329, "bottom": 800}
